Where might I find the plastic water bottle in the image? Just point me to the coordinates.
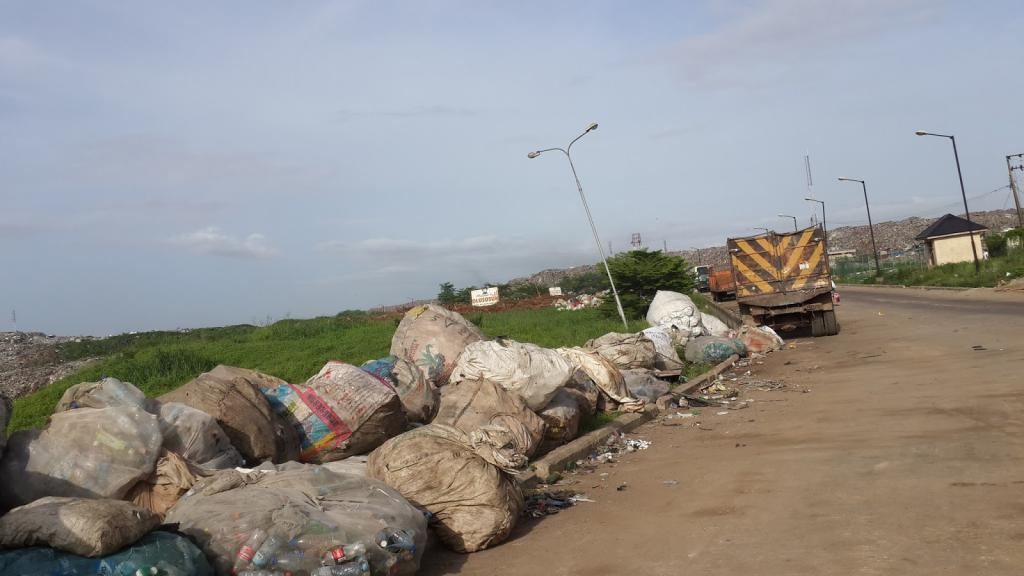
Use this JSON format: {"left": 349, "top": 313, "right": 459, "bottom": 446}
{"left": 310, "top": 556, "right": 371, "bottom": 576}
{"left": 321, "top": 542, "right": 366, "bottom": 566}
{"left": 252, "top": 533, "right": 287, "bottom": 568}
{"left": 233, "top": 528, "right": 268, "bottom": 573}
{"left": 376, "top": 527, "right": 416, "bottom": 555}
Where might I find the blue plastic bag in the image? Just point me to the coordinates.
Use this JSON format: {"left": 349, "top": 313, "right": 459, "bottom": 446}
{"left": 0, "top": 531, "right": 213, "bottom": 576}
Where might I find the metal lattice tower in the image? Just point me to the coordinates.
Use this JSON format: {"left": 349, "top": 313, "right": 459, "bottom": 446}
{"left": 630, "top": 233, "right": 642, "bottom": 249}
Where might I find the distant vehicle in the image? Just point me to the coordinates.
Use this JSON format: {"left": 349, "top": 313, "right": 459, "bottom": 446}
{"left": 708, "top": 267, "right": 736, "bottom": 301}
{"left": 693, "top": 265, "right": 711, "bottom": 292}
{"left": 727, "top": 225, "right": 839, "bottom": 337}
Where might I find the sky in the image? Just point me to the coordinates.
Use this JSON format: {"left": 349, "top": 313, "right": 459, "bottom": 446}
{"left": 2, "top": 0, "right": 1023, "bottom": 335}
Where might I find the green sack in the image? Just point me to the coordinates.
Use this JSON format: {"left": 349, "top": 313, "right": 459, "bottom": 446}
{"left": 0, "top": 531, "right": 212, "bottom": 576}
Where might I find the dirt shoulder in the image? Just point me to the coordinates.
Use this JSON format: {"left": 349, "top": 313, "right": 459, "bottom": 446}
{"left": 422, "top": 283, "right": 1024, "bottom": 575}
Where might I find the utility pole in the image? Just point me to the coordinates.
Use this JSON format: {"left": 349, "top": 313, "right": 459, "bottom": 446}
{"left": 663, "top": 239, "right": 667, "bottom": 252}
{"left": 10, "top": 309, "right": 16, "bottom": 332}
{"left": 1007, "top": 154, "right": 1024, "bottom": 229}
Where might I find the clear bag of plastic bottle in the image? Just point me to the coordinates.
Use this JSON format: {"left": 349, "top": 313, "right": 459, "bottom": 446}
{"left": 166, "top": 464, "right": 426, "bottom": 576}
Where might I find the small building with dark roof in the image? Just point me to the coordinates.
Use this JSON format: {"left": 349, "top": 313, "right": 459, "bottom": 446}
{"left": 914, "top": 213, "right": 988, "bottom": 266}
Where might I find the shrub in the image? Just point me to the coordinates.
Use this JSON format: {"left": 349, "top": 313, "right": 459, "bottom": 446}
{"left": 598, "top": 250, "right": 693, "bottom": 320}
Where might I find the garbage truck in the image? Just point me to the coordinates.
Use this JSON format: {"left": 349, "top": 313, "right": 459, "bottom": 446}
{"left": 726, "top": 225, "right": 839, "bottom": 336}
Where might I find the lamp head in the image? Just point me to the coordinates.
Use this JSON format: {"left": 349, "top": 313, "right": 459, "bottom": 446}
{"left": 527, "top": 151, "right": 541, "bottom": 159}
{"left": 586, "top": 122, "right": 598, "bottom": 132}
{"left": 804, "top": 197, "right": 817, "bottom": 202}
{"left": 915, "top": 130, "right": 928, "bottom": 136}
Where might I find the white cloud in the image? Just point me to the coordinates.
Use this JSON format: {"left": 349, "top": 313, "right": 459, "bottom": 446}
{"left": 170, "top": 227, "right": 278, "bottom": 259}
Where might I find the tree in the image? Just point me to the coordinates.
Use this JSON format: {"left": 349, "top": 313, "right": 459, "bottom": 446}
{"left": 561, "top": 271, "right": 609, "bottom": 295}
{"left": 437, "top": 282, "right": 457, "bottom": 305}
{"left": 598, "top": 249, "right": 693, "bottom": 320}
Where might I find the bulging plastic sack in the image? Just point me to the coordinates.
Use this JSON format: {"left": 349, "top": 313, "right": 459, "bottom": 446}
{"left": 126, "top": 450, "right": 206, "bottom": 517}
{"left": 160, "top": 365, "right": 300, "bottom": 465}
{"left": 360, "top": 355, "right": 439, "bottom": 423}
{"left": 739, "top": 324, "right": 784, "bottom": 353}
{"left": 55, "top": 377, "right": 154, "bottom": 413}
{"left": 449, "top": 339, "right": 573, "bottom": 411}
{"left": 621, "top": 369, "right": 670, "bottom": 404}
{"left": 166, "top": 464, "right": 427, "bottom": 576}
{"left": 157, "top": 402, "right": 244, "bottom": 470}
{"left": 0, "top": 405, "right": 163, "bottom": 511}
{"left": 701, "top": 312, "right": 732, "bottom": 337}
{"left": 640, "top": 326, "right": 685, "bottom": 370}
{"left": 646, "top": 290, "right": 704, "bottom": 340}
{"left": 584, "top": 332, "right": 658, "bottom": 370}
{"left": 368, "top": 424, "right": 523, "bottom": 553}
{"left": 684, "top": 336, "right": 748, "bottom": 364}
{"left": 0, "top": 530, "right": 213, "bottom": 576}
{"left": 435, "top": 378, "right": 546, "bottom": 458}
{"left": 390, "top": 305, "right": 485, "bottom": 386}
{"left": 261, "top": 361, "right": 407, "bottom": 464}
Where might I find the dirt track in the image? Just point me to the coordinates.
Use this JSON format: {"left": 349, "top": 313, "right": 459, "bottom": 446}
{"left": 422, "top": 285, "right": 1024, "bottom": 575}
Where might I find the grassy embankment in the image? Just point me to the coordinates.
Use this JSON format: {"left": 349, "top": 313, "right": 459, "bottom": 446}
{"left": 836, "top": 249, "right": 1024, "bottom": 288}
{"left": 9, "top": 307, "right": 659, "bottom": 432}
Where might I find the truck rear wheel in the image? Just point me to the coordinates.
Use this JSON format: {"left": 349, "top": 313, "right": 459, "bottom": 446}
{"left": 822, "top": 310, "right": 839, "bottom": 336}
{"left": 810, "top": 312, "right": 826, "bottom": 337}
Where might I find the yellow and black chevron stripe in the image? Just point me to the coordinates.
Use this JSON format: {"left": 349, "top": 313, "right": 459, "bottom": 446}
{"left": 727, "top": 226, "right": 830, "bottom": 298}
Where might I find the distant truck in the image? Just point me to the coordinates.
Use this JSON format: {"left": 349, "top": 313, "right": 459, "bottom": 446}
{"left": 693, "top": 265, "right": 711, "bottom": 293}
{"left": 727, "top": 225, "right": 839, "bottom": 336}
{"left": 708, "top": 268, "right": 736, "bottom": 301}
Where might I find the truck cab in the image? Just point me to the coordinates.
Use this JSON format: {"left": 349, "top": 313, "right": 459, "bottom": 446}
{"left": 693, "top": 265, "right": 711, "bottom": 293}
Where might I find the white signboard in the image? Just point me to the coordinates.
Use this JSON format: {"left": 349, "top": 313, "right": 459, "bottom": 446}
{"left": 471, "top": 286, "right": 500, "bottom": 307}
{"left": 548, "top": 287, "right": 563, "bottom": 296}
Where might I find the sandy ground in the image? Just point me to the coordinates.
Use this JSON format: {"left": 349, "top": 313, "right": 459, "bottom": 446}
{"left": 421, "top": 285, "right": 1024, "bottom": 576}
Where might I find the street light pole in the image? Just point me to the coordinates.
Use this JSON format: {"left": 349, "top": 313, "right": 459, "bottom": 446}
{"left": 778, "top": 214, "right": 798, "bottom": 232}
{"left": 1006, "top": 153, "right": 1024, "bottom": 229}
{"left": 805, "top": 197, "right": 826, "bottom": 239}
{"left": 838, "top": 177, "right": 881, "bottom": 275}
{"left": 915, "top": 131, "right": 981, "bottom": 273}
{"left": 528, "top": 123, "right": 629, "bottom": 330}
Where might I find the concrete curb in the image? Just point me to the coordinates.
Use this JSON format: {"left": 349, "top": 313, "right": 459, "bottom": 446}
{"left": 518, "top": 353, "right": 741, "bottom": 488}
{"left": 703, "top": 298, "right": 743, "bottom": 327}
{"left": 839, "top": 283, "right": 973, "bottom": 292}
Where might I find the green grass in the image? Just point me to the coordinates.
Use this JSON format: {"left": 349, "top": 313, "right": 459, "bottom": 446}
{"left": 836, "top": 250, "right": 1024, "bottom": 288}
{"left": 579, "top": 410, "right": 620, "bottom": 434}
{"left": 8, "top": 308, "right": 649, "bottom": 433}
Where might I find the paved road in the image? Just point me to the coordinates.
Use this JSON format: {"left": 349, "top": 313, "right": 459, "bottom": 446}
{"left": 422, "top": 286, "right": 1024, "bottom": 575}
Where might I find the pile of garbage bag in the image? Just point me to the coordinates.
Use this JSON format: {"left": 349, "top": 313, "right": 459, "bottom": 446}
{"left": 684, "top": 335, "right": 749, "bottom": 364}
{"left": 646, "top": 290, "right": 704, "bottom": 342}
{"left": 361, "top": 355, "right": 440, "bottom": 423}
{"left": 449, "top": 339, "right": 574, "bottom": 411}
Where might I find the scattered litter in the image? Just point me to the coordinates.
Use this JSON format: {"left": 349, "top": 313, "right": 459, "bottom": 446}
{"left": 716, "top": 411, "right": 729, "bottom": 416}
{"left": 568, "top": 495, "right": 596, "bottom": 504}
{"left": 624, "top": 439, "right": 651, "bottom": 452}
{"left": 524, "top": 490, "right": 578, "bottom": 518}
{"left": 972, "top": 345, "right": 987, "bottom": 351}
{"left": 616, "top": 483, "right": 628, "bottom": 492}
{"left": 662, "top": 480, "right": 679, "bottom": 487}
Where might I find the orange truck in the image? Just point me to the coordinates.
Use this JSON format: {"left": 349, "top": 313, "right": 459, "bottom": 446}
{"left": 708, "top": 268, "right": 736, "bottom": 301}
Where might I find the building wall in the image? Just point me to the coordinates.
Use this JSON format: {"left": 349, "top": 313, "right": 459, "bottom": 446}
{"left": 931, "top": 233, "right": 985, "bottom": 265}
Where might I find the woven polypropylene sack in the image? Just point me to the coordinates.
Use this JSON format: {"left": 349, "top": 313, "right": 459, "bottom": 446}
{"left": 361, "top": 355, "right": 439, "bottom": 423}
{"left": 449, "top": 340, "right": 573, "bottom": 411}
{"left": 0, "top": 497, "right": 159, "bottom": 557}
{"left": 367, "top": 424, "right": 523, "bottom": 553}
{"left": 55, "top": 377, "right": 154, "bottom": 413}
{"left": 536, "top": 388, "right": 581, "bottom": 453}
{"left": 434, "top": 378, "right": 546, "bottom": 457}
{"left": 646, "top": 290, "right": 703, "bottom": 340}
{"left": 261, "top": 361, "right": 407, "bottom": 463}
{"left": 556, "top": 347, "right": 644, "bottom": 412}
{"left": 0, "top": 405, "right": 162, "bottom": 511}
{"left": 390, "top": 305, "right": 485, "bottom": 386}
{"left": 621, "top": 369, "right": 670, "bottom": 404}
{"left": 159, "top": 365, "right": 299, "bottom": 465}
{"left": 584, "top": 332, "right": 658, "bottom": 371}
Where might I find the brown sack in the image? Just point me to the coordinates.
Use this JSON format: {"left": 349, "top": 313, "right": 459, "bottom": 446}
{"left": 565, "top": 371, "right": 599, "bottom": 417}
{"left": 537, "top": 388, "right": 581, "bottom": 453}
{"left": 55, "top": 377, "right": 153, "bottom": 413}
{"left": 435, "top": 378, "right": 546, "bottom": 457}
{"left": 390, "top": 305, "right": 485, "bottom": 386}
{"left": 0, "top": 497, "right": 159, "bottom": 557}
{"left": 367, "top": 424, "right": 523, "bottom": 553}
{"left": 160, "top": 365, "right": 299, "bottom": 464}
{"left": 556, "top": 348, "right": 644, "bottom": 413}
{"left": 126, "top": 450, "right": 205, "bottom": 517}
{"left": 584, "top": 332, "right": 658, "bottom": 370}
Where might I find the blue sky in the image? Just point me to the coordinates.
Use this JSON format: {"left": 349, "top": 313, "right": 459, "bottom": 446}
{"left": 2, "top": 1, "right": 1022, "bottom": 335}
